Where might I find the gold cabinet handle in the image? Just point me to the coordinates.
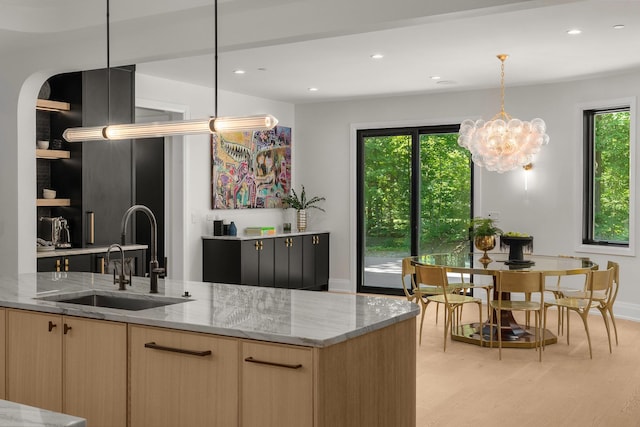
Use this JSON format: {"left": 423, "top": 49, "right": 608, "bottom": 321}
{"left": 55, "top": 259, "right": 61, "bottom": 272}
{"left": 244, "top": 356, "right": 302, "bottom": 370}
{"left": 64, "top": 258, "right": 69, "bottom": 272}
{"left": 99, "top": 257, "right": 105, "bottom": 274}
{"left": 255, "top": 241, "right": 260, "bottom": 250}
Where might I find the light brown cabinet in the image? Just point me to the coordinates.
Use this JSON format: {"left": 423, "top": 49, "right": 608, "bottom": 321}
{"left": 241, "top": 341, "right": 314, "bottom": 427}
{"left": 6, "top": 310, "right": 126, "bottom": 427}
{"left": 7, "top": 310, "right": 62, "bottom": 411}
{"left": 0, "top": 309, "right": 5, "bottom": 400}
{"left": 3, "top": 309, "right": 415, "bottom": 427}
{"left": 129, "top": 325, "right": 239, "bottom": 427}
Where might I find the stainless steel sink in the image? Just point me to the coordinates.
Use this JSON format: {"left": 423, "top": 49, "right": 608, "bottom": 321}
{"left": 37, "top": 290, "right": 190, "bottom": 311}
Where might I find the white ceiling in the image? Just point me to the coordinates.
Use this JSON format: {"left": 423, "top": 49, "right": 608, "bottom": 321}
{"left": 3, "top": 0, "right": 640, "bottom": 104}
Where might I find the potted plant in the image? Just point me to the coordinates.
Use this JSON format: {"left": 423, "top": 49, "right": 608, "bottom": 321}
{"left": 469, "top": 217, "right": 502, "bottom": 262}
{"left": 282, "top": 185, "right": 326, "bottom": 232}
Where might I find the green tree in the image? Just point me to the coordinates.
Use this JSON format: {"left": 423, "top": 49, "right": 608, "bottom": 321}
{"left": 594, "top": 111, "right": 630, "bottom": 242}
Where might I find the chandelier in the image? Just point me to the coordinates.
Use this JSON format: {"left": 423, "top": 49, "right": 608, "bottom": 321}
{"left": 457, "top": 54, "right": 549, "bottom": 173}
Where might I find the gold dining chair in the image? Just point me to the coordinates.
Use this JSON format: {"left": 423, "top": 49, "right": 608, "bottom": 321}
{"left": 414, "top": 264, "right": 482, "bottom": 350}
{"left": 601, "top": 260, "right": 620, "bottom": 346}
{"left": 544, "top": 267, "right": 614, "bottom": 358}
{"left": 402, "top": 257, "right": 458, "bottom": 325}
{"left": 490, "top": 271, "right": 545, "bottom": 361}
{"left": 543, "top": 255, "right": 590, "bottom": 335}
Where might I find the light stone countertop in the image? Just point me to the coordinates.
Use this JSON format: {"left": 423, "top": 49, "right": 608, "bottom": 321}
{"left": 202, "top": 230, "right": 329, "bottom": 240}
{"left": 36, "top": 244, "right": 148, "bottom": 258}
{"left": 0, "top": 400, "right": 86, "bottom": 427}
{"left": 0, "top": 272, "right": 418, "bottom": 348}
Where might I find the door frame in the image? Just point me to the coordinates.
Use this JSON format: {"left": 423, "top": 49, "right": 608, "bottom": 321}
{"left": 355, "top": 124, "right": 474, "bottom": 295}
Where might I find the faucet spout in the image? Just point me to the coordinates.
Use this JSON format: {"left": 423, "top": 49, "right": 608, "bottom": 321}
{"left": 121, "top": 205, "right": 164, "bottom": 293}
{"left": 107, "top": 243, "right": 130, "bottom": 290}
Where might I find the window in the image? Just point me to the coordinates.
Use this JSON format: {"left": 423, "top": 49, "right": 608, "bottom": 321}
{"left": 583, "top": 106, "right": 631, "bottom": 247}
{"left": 356, "top": 125, "right": 473, "bottom": 294}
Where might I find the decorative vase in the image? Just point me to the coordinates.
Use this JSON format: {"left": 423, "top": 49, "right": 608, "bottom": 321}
{"left": 474, "top": 235, "right": 496, "bottom": 263}
{"left": 296, "top": 209, "right": 307, "bottom": 232}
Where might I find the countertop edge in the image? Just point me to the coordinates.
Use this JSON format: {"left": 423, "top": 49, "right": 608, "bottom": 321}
{"left": 202, "top": 231, "right": 330, "bottom": 240}
{"left": 37, "top": 244, "right": 148, "bottom": 258}
{"left": 0, "top": 299, "right": 419, "bottom": 348}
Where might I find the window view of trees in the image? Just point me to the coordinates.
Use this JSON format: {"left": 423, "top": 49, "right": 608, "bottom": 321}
{"left": 363, "top": 132, "right": 471, "bottom": 258}
{"left": 418, "top": 133, "right": 471, "bottom": 254}
{"left": 586, "top": 109, "right": 630, "bottom": 245}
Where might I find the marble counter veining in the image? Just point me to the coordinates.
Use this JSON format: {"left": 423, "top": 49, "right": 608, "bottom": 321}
{"left": 36, "top": 244, "right": 148, "bottom": 259}
{"left": 0, "top": 400, "right": 86, "bottom": 427}
{"left": 202, "top": 230, "right": 329, "bottom": 241}
{"left": 0, "top": 272, "right": 418, "bottom": 348}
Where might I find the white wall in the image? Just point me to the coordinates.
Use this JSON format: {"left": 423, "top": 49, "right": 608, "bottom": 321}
{"left": 135, "top": 73, "right": 295, "bottom": 282}
{"left": 295, "top": 70, "right": 640, "bottom": 320}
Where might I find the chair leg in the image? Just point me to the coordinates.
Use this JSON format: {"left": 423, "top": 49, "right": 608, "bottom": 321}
{"left": 578, "top": 312, "right": 593, "bottom": 359}
{"left": 597, "top": 307, "right": 613, "bottom": 353}
{"left": 443, "top": 306, "right": 452, "bottom": 352}
{"left": 419, "top": 301, "right": 429, "bottom": 346}
{"left": 497, "top": 308, "right": 503, "bottom": 360}
{"left": 608, "top": 306, "right": 619, "bottom": 346}
{"left": 477, "top": 301, "right": 483, "bottom": 345}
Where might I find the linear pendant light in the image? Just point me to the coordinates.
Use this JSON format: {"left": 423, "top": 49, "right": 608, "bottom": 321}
{"left": 63, "top": 0, "right": 278, "bottom": 143}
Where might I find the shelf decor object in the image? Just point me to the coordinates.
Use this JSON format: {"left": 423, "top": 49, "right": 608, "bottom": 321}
{"left": 457, "top": 54, "right": 550, "bottom": 173}
{"left": 500, "top": 234, "right": 534, "bottom": 262}
{"left": 470, "top": 217, "right": 502, "bottom": 263}
{"left": 63, "top": 0, "right": 277, "bottom": 143}
{"left": 282, "top": 185, "right": 325, "bottom": 232}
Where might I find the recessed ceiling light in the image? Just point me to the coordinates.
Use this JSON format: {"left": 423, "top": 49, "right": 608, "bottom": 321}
{"left": 370, "top": 54, "right": 384, "bottom": 60}
{"left": 233, "top": 69, "right": 246, "bottom": 75}
{"left": 430, "top": 76, "right": 441, "bottom": 80}
{"left": 613, "top": 24, "right": 625, "bottom": 30}
{"left": 308, "top": 87, "right": 319, "bottom": 92}
{"left": 567, "top": 29, "right": 582, "bottom": 35}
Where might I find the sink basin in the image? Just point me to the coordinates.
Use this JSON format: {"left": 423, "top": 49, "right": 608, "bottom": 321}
{"left": 37, "top": 290, "right": 190, "bottom": 311}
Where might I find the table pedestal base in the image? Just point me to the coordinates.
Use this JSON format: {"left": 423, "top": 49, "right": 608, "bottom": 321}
{"left": 452, "top": 322, "right": 557, "bottom": 348}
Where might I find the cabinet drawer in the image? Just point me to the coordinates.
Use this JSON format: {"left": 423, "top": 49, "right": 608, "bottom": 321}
{"left": 129, "top": 325, "right": 239, "bottom": 427}
{"left": 241, "top": 341, "right": 314, "bottom": 427}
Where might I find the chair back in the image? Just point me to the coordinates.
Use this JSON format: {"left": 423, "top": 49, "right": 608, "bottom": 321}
{"left": 414, "top": 264, "right": 449, "bottom": 302}
{"left": 496, "top": 270, "right": 544, "bottom": 295}
{"left": 587, "top": 267, "right": 614, "bottom": 300}
{"left": 606, "top": 261, "right": 620, "bottom": 306}
{"left": 401, "top": 257, "right": 416, "bottom": 302}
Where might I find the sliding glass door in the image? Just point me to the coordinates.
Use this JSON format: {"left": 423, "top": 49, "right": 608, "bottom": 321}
{"left": 357, "top": 125, "right": 472, "bottom": 294}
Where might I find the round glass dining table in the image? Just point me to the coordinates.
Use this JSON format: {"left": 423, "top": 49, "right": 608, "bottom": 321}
{"left": 411, "top": 252, "right": 598, "bottom": 348}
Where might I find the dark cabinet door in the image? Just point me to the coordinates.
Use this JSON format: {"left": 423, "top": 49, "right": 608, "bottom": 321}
{"left": 287, "top": 236, "right": 303, "bottom": 288}
{"left": 81, "top": 67, "right": 134, "bottom": 246}
{"left": 241, "top": 240, "right": 274, "bottom": 287}
{"left": 202, "top": 240, "right": 242, "bottom": 284}
{"left": 302, "top": 234, "right": 330, "bottom": 290}
{"left": 314, "top": 234, "right": 330, "bottom": 288}
{"left": 37, "top": 254, "right": 94, "bottom": 273}
{"left": 274, "top": 236, "right": 303, "bottom": 288}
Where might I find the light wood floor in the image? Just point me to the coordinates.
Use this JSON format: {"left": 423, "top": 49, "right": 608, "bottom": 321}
{"left": 413, "top": 303, "right": 640, "bottom": 427}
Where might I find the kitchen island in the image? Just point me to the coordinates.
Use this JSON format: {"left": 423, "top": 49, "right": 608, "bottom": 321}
{"left": 0, "top": 399, "right": 86, "bottom": 427}
{"left": 0, "top": 272, "right": 418, "bottom": 427}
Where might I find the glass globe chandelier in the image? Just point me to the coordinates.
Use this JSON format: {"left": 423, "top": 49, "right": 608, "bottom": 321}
{"left": 457, "top": 54, "right": 549, "bottom": 173}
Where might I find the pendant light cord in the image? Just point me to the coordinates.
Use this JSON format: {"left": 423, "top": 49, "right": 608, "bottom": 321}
{"left": 497, "top": 54, "right": 508, "bottom": 120}
{"left": 106, "top": 0, "right": 111, "bottom": 126}
{"left": 214, "top": 0, "right": 218, "bottom": 118}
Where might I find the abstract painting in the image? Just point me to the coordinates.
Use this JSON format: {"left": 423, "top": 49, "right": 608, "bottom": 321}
{"left": 211, "top": 126, "right": 291, "bottom": 209}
